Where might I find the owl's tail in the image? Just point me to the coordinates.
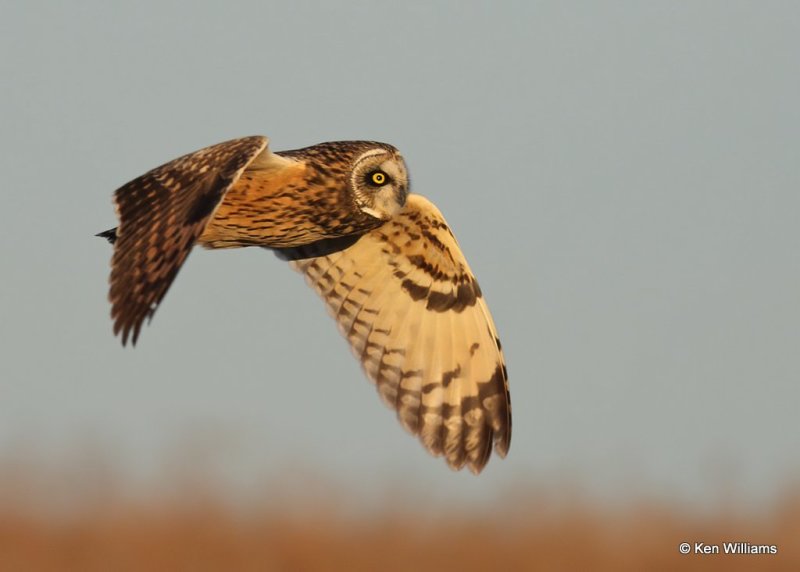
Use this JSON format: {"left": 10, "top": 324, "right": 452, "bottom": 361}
{"left": 96, "top": 228, "right": 118, "bottom": 245}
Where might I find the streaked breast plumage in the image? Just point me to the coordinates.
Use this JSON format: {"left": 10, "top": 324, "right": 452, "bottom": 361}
{"left": 99, "top": 135, "right": 510, "bottom": 474}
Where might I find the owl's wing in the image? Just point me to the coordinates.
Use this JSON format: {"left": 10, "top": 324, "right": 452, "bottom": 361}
{"left": 280, "top": 194, "right": 511, "bottom": 474}
{"left": 107, "top": 136, "right": 270, "bottom": 345}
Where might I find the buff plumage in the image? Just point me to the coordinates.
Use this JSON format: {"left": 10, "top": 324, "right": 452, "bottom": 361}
{"left": 99, "top": 135, "right": 510, "bottom": 473}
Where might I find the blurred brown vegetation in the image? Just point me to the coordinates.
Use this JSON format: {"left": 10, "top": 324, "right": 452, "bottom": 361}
{"left": 0, "top": 461, "right": 798, "bottom": 571}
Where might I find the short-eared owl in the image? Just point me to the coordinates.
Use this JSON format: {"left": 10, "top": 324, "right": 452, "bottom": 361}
{"left": 99, "top": 136, "right": 510, "bottom": 474}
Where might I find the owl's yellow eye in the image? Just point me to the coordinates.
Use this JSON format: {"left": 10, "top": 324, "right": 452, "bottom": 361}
{"left": 368, "top": 171, "right": 388, "bottom": 186}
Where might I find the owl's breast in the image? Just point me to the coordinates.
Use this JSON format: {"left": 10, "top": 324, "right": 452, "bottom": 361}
{"left": 198, "top": 166, "right": 382, "bottom": 249}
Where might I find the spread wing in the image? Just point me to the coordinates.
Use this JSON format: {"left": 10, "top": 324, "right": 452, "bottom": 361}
{"left": 106, "top": 136, "right": 268, "bottom": 345}
{"left": 280, "top": 194, "right": 511, "bottom": 474}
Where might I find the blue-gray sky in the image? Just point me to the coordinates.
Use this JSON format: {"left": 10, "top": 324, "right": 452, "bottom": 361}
{"left": 1, "top": 1, "right": 799, "bottom": 507}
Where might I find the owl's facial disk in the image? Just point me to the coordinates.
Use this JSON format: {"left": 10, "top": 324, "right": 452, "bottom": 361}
{"left": 351, "top": 148, "right": 409, "bottom": 220}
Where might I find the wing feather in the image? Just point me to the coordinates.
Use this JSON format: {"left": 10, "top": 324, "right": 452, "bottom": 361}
{"left": 106, "top": 136, "right": 269, "bottom": 345}
{"left": 287, "top": 194, "right": 511, "bottom": 473}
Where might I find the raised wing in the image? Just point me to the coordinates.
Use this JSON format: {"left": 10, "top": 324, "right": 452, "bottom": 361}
{"left": 281, "top": 194, "right": 511, "bottom": 473}
{"left": 106, "top": 136, "right": 268, "bottom": 345}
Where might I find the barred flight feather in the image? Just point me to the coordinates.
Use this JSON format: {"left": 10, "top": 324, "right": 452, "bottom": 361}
{"left": 287, "top": 195, "right": 511, "bottom": 473}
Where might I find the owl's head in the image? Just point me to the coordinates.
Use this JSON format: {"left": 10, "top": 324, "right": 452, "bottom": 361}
{"left": 349, "top": 145, "right": 409, "bottom": 220}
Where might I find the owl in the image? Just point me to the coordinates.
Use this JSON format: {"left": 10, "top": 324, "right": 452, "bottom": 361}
{"left": 99, "top": 136, "right": 510, "bottom": 474}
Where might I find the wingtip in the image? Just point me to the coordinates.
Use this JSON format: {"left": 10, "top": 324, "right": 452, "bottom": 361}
{"left": 494, "top": 435, "right": 510, "bottom": 459}
{"left": 466, "top": 461, "right": 483, "bottom": 476}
